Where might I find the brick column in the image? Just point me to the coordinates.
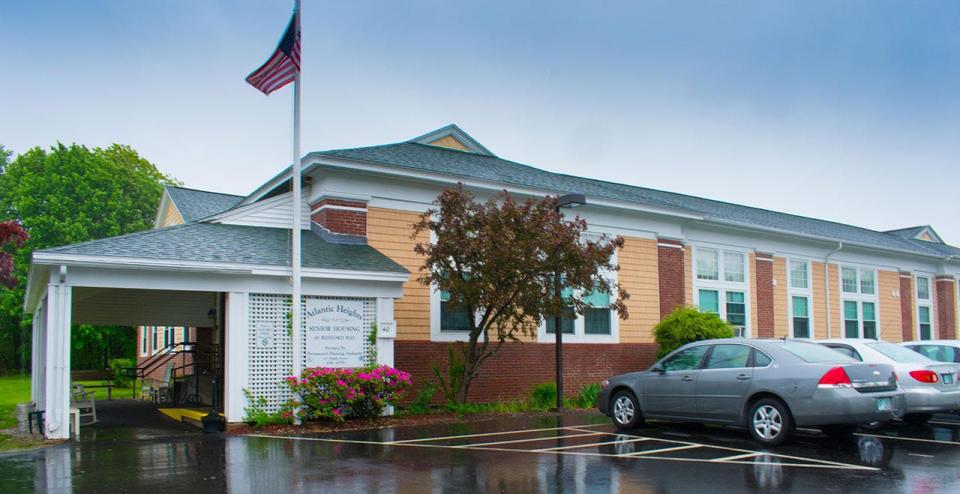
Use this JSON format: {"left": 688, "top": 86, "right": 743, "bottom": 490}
{"left": 754, "top": 253, "right": 775, "bottom": 338}
{"left": 899, "top": 272, "right": 914, "bottom": 342}
{"left": 657, "top": 238, "right": 686, "bottom": 318}
{"left": 935, "top": 276, "right": 957, "bottom": 340}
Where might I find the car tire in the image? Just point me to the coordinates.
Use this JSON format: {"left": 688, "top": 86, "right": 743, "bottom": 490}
{"left": 902, "top": 413, "right": 933, "bottom": 426}
{"left": 820, "top": 424, "right": 858, "bottom": 439}
{"left": 610, "top": 390, "right": 643, "bottom": 430}
{"left": 747, "top": 397, "right": 794, "bottom": 446}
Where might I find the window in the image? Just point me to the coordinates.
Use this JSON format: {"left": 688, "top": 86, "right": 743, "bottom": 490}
{"left": 151, "top": 327, "right": 158, "bottom": 354}
{"left": 917, "top": 276, "right": 931, "bottom": 301}
{"left": 753, "top": 349, "right": 772, "bottom": 367}
{"left": 661, "top": 346, "right": 709, "bottom": 371}
{"left": 182, "top": 327, "right": 189, "bottom": 342}
{"left": 860, "top": 270, "right": 875, "bottom": 295}
{"left": 843, "top": 300, "right": 876, "bottom": 339}
{"left": 140, "top": 327, "right": 148, "bottom": 356}
{"left": 780, "top": 341, "right": 856, "bottom": 363}
{"left": 867, "top": 342, "right": 929, "bottom": 363}
{"left": 912, "top": 345, "right": 960, "bottom": 363}
{"left": 724, "top": 252, "right": 745, "bottom": 283}
{"left": 791, "top": 296, "right": 810, "bottom": 338}
{"left": 693, "top": 246, "right": 750, "bottom": 337}
{"left": 825, "top": 344, "right": 863, "bottom": 361}
{"left": 545, "top": 309, "right": 576, "bottom": 334}
{"left": 842, "top": 267, "right": 858, "bottom": 293}
{"left": 919, "top": 306, "right": 932, "bottom": 340}
{"left": 697, "top": 249, "right": 719, "bottom": 280}
{"left": 440, "top": 290, "right": 472, "bottom": 332}
{"left": 789, "top": 260, "right": 809, "bottom": 289}
{"left": 844, "top": 301, "right": 859, "bottom": 338}
{"left": 862, "top": 302, "right": 876, "bottom": 339}
{"left": 583, "top": 286, "right": 612, "bottom": 335}
{"left": 705, "top": 344, "right": 751, "bottom": 369}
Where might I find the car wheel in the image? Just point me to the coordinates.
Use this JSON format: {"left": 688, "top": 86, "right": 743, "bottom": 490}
{"left": 820, "top": 424, "right": 858, "bottom": 439}
{"left": 902, "top": 413, "right": 933, "bottom": 426}
{"left": 748, "top": 397, "right": 794, "bottom": 446}
{"left": 610, "top": 390, "right": 643, "bottom": 430}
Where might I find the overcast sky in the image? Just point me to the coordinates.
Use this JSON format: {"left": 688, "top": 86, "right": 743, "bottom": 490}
{"left": 2, "top": 1, "right": 958, "bottom": 243}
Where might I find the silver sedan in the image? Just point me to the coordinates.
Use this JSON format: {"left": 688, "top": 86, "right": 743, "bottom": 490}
{"left": 597, "top": 339, "right": 905, "bottom": 446}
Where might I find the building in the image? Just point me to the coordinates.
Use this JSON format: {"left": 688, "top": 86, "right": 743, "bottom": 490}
{"left": 25, "top": 124, "right": 960, "bottom": 438}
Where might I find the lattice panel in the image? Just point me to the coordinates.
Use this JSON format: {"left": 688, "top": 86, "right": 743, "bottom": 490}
{"left": 247, "top": 293, "right": 377, "bottom": 412}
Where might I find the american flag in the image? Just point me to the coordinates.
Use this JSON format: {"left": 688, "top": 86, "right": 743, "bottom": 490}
{"left": 246, "top": 11, "right": 300, "bottom": 95}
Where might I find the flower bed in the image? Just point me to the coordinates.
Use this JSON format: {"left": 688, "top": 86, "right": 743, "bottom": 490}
{"left": 285, "top": 366, "right": 412, "bottom": 422}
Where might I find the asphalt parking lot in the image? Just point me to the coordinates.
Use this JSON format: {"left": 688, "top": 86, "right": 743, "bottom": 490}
{"left": 3, "top": 412, "right": 960, "bottom": 493}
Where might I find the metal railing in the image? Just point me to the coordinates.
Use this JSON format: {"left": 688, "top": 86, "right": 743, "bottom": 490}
{"left": 123, "top": 341, "right": 221, "bottom": 409}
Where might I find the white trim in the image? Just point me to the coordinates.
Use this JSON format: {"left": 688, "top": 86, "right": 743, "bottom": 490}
{"left": 837, "top": 264, "right": 879, "bottom": 339}
{"left": 787, "top": 259, "right": 814, "bottom": 339}
{"left": 755, "top": 256, "right": 774, "bottom": 263}
{"left": 915, "top": 273, "right": 935, "bottom": 341}
{"left": 310, "top": 204, "right": 367, "bottom": 214}
{"left": 691, "top": 244, "right": 751, "bottom": 337}
{"left": 656, "top": 242, "right": 685, "bottom": 250}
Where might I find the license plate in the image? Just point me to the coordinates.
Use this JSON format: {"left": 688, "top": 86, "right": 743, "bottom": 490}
{"left": 942, "top": 373, "right": 955, "bottom": 385}
{"left": 877, "top": 397, "right": 893, "bottom": 412}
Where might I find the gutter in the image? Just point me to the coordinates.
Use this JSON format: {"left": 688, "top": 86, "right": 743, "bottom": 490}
{"left": 824, "top": 242, "right": 843, "bottom": 339}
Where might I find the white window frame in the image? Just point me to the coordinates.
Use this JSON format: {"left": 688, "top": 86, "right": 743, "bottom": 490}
{"left": 838, "top": 264, "right": 879, "bottom": 339}
{"left": 139, "top": 326, "right": 148, "bottom": 357}
{"left": 151, "top": 326, "right": 159, "bottom": 355}
{"left": 915, "top": 273, "right": 935, "bottom": 340}
{"left": 691, "top": 245, "right": 751, "bottom": 337}
{"left": 787, "top": 259, "right": 814, "bottom": 339}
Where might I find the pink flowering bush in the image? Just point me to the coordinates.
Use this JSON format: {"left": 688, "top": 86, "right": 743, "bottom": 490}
{"left": 285, "top": 366, "right": 412, "bottom": 421}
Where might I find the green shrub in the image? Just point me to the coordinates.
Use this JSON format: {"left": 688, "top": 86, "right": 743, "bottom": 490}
{"left": 571, "top": 383, "right": 601, "bottom": 409}
{"left": 286, "top": 366, "right": 411, "bottom": 421}
{"left": 242, "top": 388, "right": 293, "bottom": 427}
{"left": 431, "top": 344, "right": 465, "bottom": 404}
{"left": 529, "top": 382, "right": 557, "bottom": 410}
{"left": 406, "top": 384, "right": 437, "bottom": 415}
{"left": 653, "top": 306, "right": 735, "bottom": 358}
{"left": 108, "top": 358, "right": 135, "bottom": 387}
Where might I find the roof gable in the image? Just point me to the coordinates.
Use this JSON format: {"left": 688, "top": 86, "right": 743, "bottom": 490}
{"left": 886, "top": 225, "right": 944, "bottom": 244}
{"left": 408, "top": 124, "right": 495, "bottom": 156}
{"left": 161, "top": 186, "right": 243, "bottom": 224}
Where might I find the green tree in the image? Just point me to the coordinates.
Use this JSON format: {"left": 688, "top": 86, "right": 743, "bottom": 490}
{"left": 0, "top": 143, "right": 177, "bottom": 372}
{"left": 412, "top": 184, "right": 629, "bottom": 403}
{"left": 653, "top": 306, "right": 735, "bottom": 358}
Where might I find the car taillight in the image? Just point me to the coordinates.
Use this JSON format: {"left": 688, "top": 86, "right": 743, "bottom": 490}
{"left": 818, "top": 366, "right": 853, "bottom": 388}
{"left": 909, "top": 370, "right": 939, "bottom": 384}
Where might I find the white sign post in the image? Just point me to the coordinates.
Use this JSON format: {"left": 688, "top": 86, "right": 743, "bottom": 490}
{"left": 304, "top": 299, "right": 366, "bottom": 368}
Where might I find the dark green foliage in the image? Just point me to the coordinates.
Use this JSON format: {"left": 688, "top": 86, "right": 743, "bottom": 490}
{"left": 431, "top": 343, "right": 466, "bottom": 404}
{"left": 0, "top": 143, "right": 177, "bottom": 372}
{"left": 529, "top": 382, "right": 557, "bottom": 409}
{"left": 653, "top": 306, "right": 735, "bottom": 358}
{"left": 572, "top": 383, "right": 601, "bottom": 409}
{"left": 108, "top": 357, "right": 135, "bottom": 387}
{"left": 406, "top": 384, "right": 437, "bottom": 415}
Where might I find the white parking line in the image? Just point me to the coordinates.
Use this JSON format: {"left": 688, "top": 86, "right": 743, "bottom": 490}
{"left": 626, "top": 444, "right": 701, "bottom": 456}
{"left": 710, "top": 452, "right": 761, "bottom": 462}
{"left": 452, "top": 432, "right": 604, "bottom": 448}
{"left": 908, "top": 453, "right": 935, "bottom": 458}
{"left": 534, "top": 437, "right": 652, "bottom": 452}
{"left": 385, "top": 423, "right": 608, "bottom": 444}
{"left": 855, "top": 432, "right": 960, "bottom": 446}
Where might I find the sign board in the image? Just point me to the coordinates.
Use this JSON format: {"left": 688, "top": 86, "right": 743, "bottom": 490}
{"left": 378, "top": 321, "right": 396, "bottom": 338}
{"left": 255, "top": 322, "right": 275, "bottom": 349}
{"left": 304, "top": 299, "right": 366, "bottom": 368}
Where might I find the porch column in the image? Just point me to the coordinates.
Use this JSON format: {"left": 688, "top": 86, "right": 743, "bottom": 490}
{"left": 44, "top": 282, "right": 72, "bottom": 439}
{"left": 30, "top": 303, "right": 43, "bottom": 405}
{"left": 375, "top": 297, "right": 396, "bottom": 367}
{"left": 223, "top": 292, "right": 250, "bottom": 423}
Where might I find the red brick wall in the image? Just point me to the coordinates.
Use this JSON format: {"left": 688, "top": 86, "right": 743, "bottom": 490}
{"left": 900, "top": 272, "right": 914, "bottom": 342}
{"left": 657, "top": 239, "right": 685, "bottom": 318}
{"left": 936, "top": 277, "right": 957, "bottom": 340}
{"left": 755, "top": 254, "right": 774, "bottom": 338}
{"left": 395, "top": 340, "right": 658, "bottom": 403}
{"left": 310, "top": 199, "right": 367, "bottom": 236}
{"left": 136, "top": 327, "right": 199, "bottom": 383}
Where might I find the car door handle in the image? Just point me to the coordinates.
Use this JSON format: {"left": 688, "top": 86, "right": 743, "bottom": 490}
{"left": 681, "top": 375, "right": 694, "bottom": 382}
{"left": 736, "top": 374, "right": 751, "bottom": 381}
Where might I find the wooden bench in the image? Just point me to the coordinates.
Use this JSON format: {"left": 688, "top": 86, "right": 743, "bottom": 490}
{"left": 71, "top": 369, "right": 115, "bottom": 400}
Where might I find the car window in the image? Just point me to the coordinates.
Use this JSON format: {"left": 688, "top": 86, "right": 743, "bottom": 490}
{"left": 867, "top": 342, "right": 931, "bottom": 363}
{"left": 661, "top": 346, "right": 709, "bottom": 372}
{"left": 705, "top": 344, "right": 751, "bottom": 369}
{"left": 825, "top": 345, "right": 863, "bottom": 361}
{"left": 913, "top": 345, "right": 940, "bottom": 361}
{"left": 753, "top": 349, "right": 772, "bottom": 367}
{"left": 780, "top": 341, "right": 856, "bottom": 363}
{"left": 917, "top": 345, "right": 960, "bottom": 363}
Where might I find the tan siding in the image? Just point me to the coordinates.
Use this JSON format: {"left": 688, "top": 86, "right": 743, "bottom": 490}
{"left": 773, "top": 257, "right": 788, "bottom": 338}
{"left": 811, "top": 261, "right": 828, "bottom": 339}
{"left": 749, "top": 252, "right": 759, "bottom": 334}
{"left": 428, "top": 135, "right": 470, "bottom": 151}
{"left": 684, "top": 246, "right": 693, "bottom": 305}
{"left": 878, "top": 270, "right": 901, "bottom": 342}
{"left": 367, "top": 207, "right": 430, "bottom": 341}
{"left": 619, "top": 237, "right": 660, "bottom": 343}
{"left": 161, "top": 201, "right": 184, "bottom": 227}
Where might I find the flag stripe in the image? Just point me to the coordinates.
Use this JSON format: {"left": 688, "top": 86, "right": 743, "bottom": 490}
{"left": 246, "top": 12, "right": 300, "bottom": 95}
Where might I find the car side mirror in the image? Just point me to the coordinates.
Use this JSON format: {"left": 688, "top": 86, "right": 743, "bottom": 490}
{"left": 651, "top": 365, "right": 666, "bottom": 374}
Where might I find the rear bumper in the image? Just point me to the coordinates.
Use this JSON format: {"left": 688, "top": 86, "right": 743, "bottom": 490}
{"left": 597, "top": 387, "right": 612, "bottom": 415}
{"left": 791, "top": 389, "right": 906, "bottom": 427}
{"left": 904, "top": 388, "right": 960, "bottom": 414}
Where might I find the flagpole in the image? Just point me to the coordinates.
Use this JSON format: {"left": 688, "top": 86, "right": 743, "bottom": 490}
{"left": 290, "top": 0, "right": 303, "bottom": 424}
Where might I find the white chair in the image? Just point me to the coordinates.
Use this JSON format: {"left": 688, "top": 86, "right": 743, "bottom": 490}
{"left": 71, "top": 386, "right": 97, "bottom": 426}
{"left": 154, "top": 363, "right": 175, "bottom": 404}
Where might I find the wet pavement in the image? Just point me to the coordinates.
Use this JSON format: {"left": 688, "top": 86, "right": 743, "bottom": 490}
{"left": 2, "top": 404, "right": 960, "bottom": 493}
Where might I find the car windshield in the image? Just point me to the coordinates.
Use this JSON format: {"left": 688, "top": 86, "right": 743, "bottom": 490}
{"left": 780, "top": 341, "right": 857, "bottom": 363}
{"left": 868, "top": 342, "right": 931, "bottom": 363}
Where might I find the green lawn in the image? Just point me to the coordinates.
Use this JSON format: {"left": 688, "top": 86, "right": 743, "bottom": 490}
{"left": 0, "top": 374, "right": 31, "bottom": 429}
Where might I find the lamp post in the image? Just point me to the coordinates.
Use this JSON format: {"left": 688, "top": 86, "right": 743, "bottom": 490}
{"left": 553, "top": 193, "right": 586, "bottom": 412}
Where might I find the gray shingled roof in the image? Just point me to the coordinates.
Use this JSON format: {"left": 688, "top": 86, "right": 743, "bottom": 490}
{"left": 310, "top": 142, "right": 955, "bottom": 258}
{"left": 166, "top": 186, "right": 243, "bottom": 222}
{"left": 886, "top": 226, "right": 960, "bottom": 257}
{"left": 39, "top": 222, "right": 407, "bottom": 273}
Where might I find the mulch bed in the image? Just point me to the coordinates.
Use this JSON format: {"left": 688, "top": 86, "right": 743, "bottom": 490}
{"left": 229, "top": 409, "right": 600, "bottom": 436}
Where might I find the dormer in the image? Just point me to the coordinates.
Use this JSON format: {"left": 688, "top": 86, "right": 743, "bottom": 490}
{"left": 409, "top": 124, "right": 496, "bottom": 156}
{"left": 886, "top": 225, "right": 945, "bottom": 244}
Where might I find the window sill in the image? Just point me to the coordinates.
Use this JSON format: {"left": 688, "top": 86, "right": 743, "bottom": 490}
{"left": 538, "top": 334, "right": 618, "bottom": 344}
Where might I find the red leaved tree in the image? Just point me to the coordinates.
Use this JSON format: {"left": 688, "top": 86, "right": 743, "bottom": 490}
{"left": 0, "top": 220, "right": 29, "bottom": 289}
{"left": 412, "top": 184, "right": 628, "bottom": 403}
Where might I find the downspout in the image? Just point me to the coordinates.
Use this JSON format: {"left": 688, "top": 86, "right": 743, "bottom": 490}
{"left": 824, "top": 242, "right": 844, "bottom": 339}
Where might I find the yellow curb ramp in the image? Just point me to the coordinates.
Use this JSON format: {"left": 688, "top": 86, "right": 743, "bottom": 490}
{"left": 158, "top": 408, "right": 224, "bottom": 424}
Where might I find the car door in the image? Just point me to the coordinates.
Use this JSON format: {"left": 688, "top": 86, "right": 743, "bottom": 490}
{"left": 695, "top": 344, "right": 754, "bottom": 423}
{"left": 641, "top": 345, "right": 709, "bottom": 419}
